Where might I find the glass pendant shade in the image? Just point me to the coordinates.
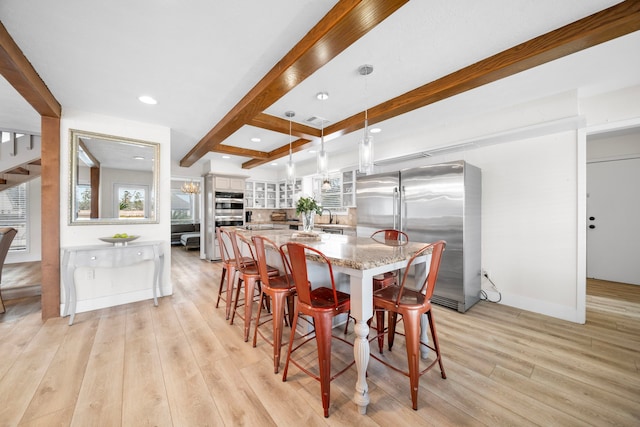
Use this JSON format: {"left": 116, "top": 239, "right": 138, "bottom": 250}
{"left": 317, "top": 148, "right": 329, "bottom": 177}
{"left": 359, "top": 120, "right": 374, "bottom": 175}
{"left": 286, "top": 160, "right": 296, "bottom": 185}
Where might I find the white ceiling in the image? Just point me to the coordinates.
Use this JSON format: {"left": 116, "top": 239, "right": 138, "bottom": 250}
{"left": 1, "top": 0, "right": 639, "bottom": 173}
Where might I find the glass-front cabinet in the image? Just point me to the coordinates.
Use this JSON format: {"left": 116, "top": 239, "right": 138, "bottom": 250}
{"left": 279, "top": 179, "right": 302, "bottom": 208}
{"left": 244, "top": 181, "right": 254, "bottom": 208}
{"left": 245, "top": 181, "right": 278, "bottom": 209}
{"left": 342, "top": 171, "right": 355, "bottom": 207}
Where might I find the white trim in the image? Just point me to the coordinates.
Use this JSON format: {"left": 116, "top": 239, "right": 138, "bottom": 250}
{"left": 576, "top": 128, "right": 587, "bottom": 324}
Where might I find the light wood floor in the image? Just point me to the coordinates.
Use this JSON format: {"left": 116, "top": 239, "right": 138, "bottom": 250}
{"left": 0, "top": 249, "right": 639, "bottom": 426}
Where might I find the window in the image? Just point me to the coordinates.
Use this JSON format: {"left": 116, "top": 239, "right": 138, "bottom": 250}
{"left": 313, "top": 173, "right": 344, "bottom": 211}
{"left": 0, "top": 182, "right": 28, "bottom": 252}
{"left": 114, "top": 184, "right": 148, "bottom": 219}
{"left": 171, "top": 188, "right": 196, "bottom": 224}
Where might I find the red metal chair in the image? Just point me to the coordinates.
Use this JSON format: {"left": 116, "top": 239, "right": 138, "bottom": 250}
{"left": 370, "top": 240, "right": 447, "bottom": 410}
{"left": 344, "top": 229, "right": 408, "bottom": 354}
{"left": 282, "top": 242, "right": 354, "bottom": 418}
{"left": 215, "top": 227, "right": 255, "bottom": 320}
{"left": 251, "top": 235, "right": 296, "bottom": 373}
{"left": 228, "top": 231, "right": 279, "bottom": 341}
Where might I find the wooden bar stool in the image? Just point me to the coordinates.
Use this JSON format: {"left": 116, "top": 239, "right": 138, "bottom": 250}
{"left": 282, "top": 242, "right": 354, "bottom": 418}
{"left": 251, "top": 235, "right": 296, "bottom": 373}
{"left": 370, "top": 240, "right": 447, "bottom": 410}
{"left": 228, "top": 231, "right": 279, "bottom": 341}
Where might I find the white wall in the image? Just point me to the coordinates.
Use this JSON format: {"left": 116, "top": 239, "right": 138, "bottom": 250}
{"left": 60, "top": 109, "right": 172, "bottom": 315}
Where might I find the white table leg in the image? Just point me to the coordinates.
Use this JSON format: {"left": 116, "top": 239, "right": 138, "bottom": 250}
{"left": 353, "top": 320, "right": 370, "bottom": 414}
{"left": 348, "top": 272, "right": 373, "bottom": 414}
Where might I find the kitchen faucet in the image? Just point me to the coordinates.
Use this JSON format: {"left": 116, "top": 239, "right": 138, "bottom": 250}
{"left": 322, "top": 208, "right": 333, "bottom": 224}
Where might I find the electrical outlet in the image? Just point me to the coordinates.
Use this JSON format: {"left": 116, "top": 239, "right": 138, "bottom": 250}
{"left": 85, "top": 269, "right": 95, "bottom": 280}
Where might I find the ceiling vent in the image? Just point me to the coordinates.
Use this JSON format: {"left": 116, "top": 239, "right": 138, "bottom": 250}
{"left": 305, "top": 116, "right": 329, "bottom": 127}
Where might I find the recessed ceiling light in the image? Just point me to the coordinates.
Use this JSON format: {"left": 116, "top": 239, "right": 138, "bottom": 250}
{"left": 316, "top": 92, "right": 329, "bottom": 101}
{"left": 251, "top": 137, "right": 261, "bottom": 143}
{"left": 132, "top": 156, "right": 145, "bottom": 160}
{"left": 138, "top": 95, "right": 157, "bottom": 105}
{"left": 222, "top": 155, "right": 230, "bottom": 159}
{"left": 308, "top": 149, "right": 316, "bottom": 154}
{"left": 370, "top": 127, "right": 382, "bottom": 134}
{"left": 271, "top": 162, "right": 278, "bottom": 166}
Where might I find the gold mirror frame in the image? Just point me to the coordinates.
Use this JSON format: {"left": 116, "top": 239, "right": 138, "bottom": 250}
{"left": 68, "top": 129, "right": 160, "bottom": 225}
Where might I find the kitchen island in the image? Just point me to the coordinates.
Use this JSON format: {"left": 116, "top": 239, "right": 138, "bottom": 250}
{"left": 231, "top": 227, "right": 431, "bottom": 414}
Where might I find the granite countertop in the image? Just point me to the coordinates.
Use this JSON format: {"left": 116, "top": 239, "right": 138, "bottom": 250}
{"left": 230, "top": 228, "right": 430, "bottom": 271}
{"left": 248, "top": 220, "right": 356, "bottom": 230}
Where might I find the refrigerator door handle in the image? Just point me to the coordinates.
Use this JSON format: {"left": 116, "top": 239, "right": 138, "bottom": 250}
{"left": 401, "top": 185, "right": 407, "bottom": 233}
{"left": 393, "top": 187, "right": 399, "bottom": 230}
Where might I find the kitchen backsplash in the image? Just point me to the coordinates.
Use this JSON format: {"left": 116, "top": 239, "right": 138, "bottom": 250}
{"left": 246, "top": 208, "right": 357, "bottom": 226}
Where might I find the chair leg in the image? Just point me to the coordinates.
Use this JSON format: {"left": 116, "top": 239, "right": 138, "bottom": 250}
{"left": 314, "top": 311, "right": 334, "bottom": 418}
{"left": 282, "top": 307, "right": 300, "bottom": 382}
{"left": 230, "top": 276, "right": 243, "bottom": 325}
{"left": 271, "top": 292, "right": 287, "bottom": 374}
{"left": 215, "top": 266, "right": 227, "bottom": 309}
{"left": 343, "top": 309, "right": 351, "bottom": 335}
{"left": 243, "top": 277, "right": 258, "bottom": 342}
{"left": 403, "top": 311, "right": 422, "bottom": 410}
{"left": 0, "top": 288, "right": 5, "bottom": 314}
{"left": 225, "top": 267, "right": 237, "bottom": 320}
{"left": 427, "top": 310, "right": 447, "bottom": 379}
{"left": 388, "top": 311, "right": 398, "bottom": 351}
{"left": 252, "top": 290, "right": 266, "bottom": 348}
{"left": 375, "top": 308, "right": 385, "bottom": 354}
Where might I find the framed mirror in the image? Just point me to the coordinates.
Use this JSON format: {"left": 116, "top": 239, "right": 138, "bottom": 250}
{"left": 69, "top": 129, "right": 160, "bottom": 225}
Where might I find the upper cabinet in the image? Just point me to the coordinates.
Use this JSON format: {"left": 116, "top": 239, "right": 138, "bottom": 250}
{"left": 279, "top": 179, "right": 302, "bottom": 208}
{"left": 342, "top": 171, "right": 355, "bottom": 207}
{"left": 246, "top": 181, "right": 277, "bottom": 209}
{"left": 215, "top": 176, "right": 244, "bottom": 191}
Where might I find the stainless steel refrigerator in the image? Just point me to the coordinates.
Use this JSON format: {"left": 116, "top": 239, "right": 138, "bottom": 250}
{"left": 356, "top": 160, "right": 481, "bottom": 312}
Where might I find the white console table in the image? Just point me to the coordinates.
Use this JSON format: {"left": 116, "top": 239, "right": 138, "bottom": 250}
{"left": 61, "top": 241, "right": 164, "bottom": 325}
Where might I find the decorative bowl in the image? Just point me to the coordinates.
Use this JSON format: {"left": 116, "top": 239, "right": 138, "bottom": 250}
{"left": 99, "top": 236, "right": 140, "bottom": 246}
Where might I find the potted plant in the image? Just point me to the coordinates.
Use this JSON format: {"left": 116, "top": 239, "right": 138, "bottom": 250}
{"left": 296, "top": 196, "right": 322, "bottom": 232}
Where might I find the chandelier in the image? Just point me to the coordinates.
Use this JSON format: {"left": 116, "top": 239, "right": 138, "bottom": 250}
{"left": 181, "top": 180, "right": 200, "bottom": 194}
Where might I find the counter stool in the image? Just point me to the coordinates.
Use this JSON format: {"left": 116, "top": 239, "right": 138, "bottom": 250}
{"left": 215, "top": 227, "right": 255, "bottom": 320}
{"left": 370, "top": 240, "right": 447, "bottom": 410}
{"left": 282, "top": 242, "right": 354, "bottom": 418}
{"left": 251, "top": 235, "right": 296, "bottom": 373}
{"left": 228, "top": 231, "right": 279, "bottom": 341}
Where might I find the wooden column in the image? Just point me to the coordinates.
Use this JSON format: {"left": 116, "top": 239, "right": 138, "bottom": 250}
{"left": 40, "top": 115, "right": 60, "bottom": 320}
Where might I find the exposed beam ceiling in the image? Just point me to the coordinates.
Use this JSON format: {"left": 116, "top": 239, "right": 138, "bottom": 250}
{"left": 180, "top": 0, "right": 409, "bottom": 167}
{"left": 180, "top": 0, "right": 640, "bottom": 170}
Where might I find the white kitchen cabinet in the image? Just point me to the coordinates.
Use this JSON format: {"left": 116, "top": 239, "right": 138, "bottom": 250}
{"left": 215, "top": 176, "right": 244, "bottom": 191}
{"left": 342, "top": 170, "right": 355, "bottom": 207}
{"left": 246, "top": 180, "right": 278, "bottom": 209}
{"left": 279, "top": 178, "right": 302, "bottom": 208}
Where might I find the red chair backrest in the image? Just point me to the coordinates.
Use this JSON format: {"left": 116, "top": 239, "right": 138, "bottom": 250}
{"left": 216, "top": 227, "right": 232, "bottom": 264}
{"left": 396, "top": 240, "right": 446, "bottom": 305}
{"left": 252, "top": 235, "right": 291, "bottom": 286}
{"left": 286, "top": 242, "right": 338, "bottom": 309}
{"left": 371, "top": 229, "right": 409, "bottom": 245}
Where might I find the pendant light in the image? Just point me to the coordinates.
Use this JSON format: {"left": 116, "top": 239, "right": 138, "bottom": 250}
{"left": 316, "top": 92, "right": 330, "bottom": 187}
{"left": 285, "top": 111, "right": 296, "bottom": 185}
{"left": 359, "top": 64, "right": 374, "bottom": 175}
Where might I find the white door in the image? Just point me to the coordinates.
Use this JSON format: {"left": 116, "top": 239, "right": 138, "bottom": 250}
{"left": 586, "top": 158, "right": 640, "bottom": 285}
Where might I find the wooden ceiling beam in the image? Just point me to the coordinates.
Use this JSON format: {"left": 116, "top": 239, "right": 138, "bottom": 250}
{"left": 0, "top": 22, "right": 61, "bottom": 118}
{"left": 249, "top": 112, "right": 321, "bottom": 140}
{"left": 245, "top": 0, "right": 640, "bottom": 166}
{"left": 180, "top": 0, "right": 409, "bottom": 167}
{"left": 210, "top": 144, "right": 270, "bottom": 159}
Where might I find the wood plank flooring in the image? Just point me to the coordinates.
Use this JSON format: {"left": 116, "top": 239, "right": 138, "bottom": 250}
{"left": 0, "top": 249, "right": 638, "bottom": 426}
